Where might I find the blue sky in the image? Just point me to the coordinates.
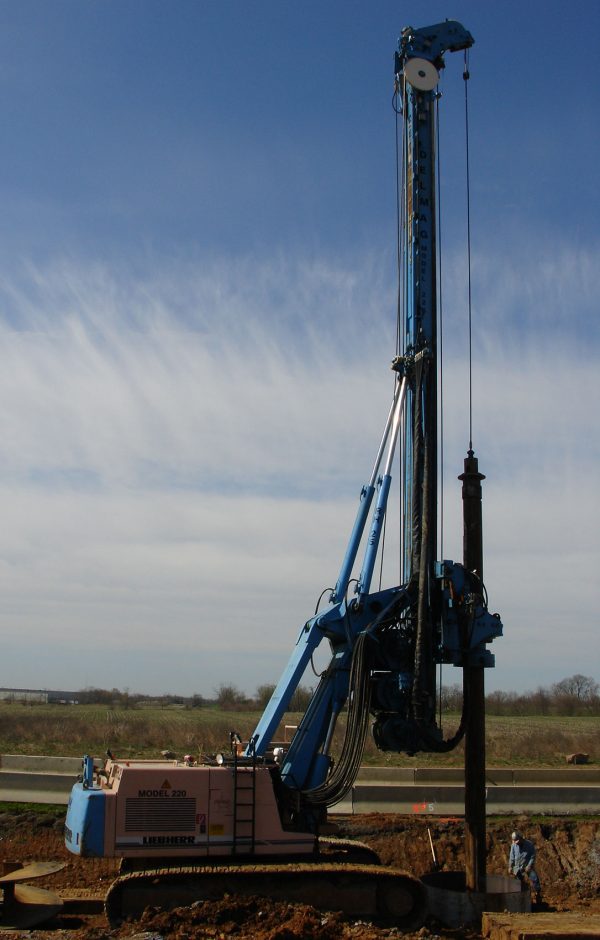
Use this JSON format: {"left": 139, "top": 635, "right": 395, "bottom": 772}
{"left": 0, "top": 0, "right": 598, "bottom": 699}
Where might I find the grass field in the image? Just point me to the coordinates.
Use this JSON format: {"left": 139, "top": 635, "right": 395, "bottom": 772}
{"left": 0, "top": 703, "right": 598, "bottom": 767}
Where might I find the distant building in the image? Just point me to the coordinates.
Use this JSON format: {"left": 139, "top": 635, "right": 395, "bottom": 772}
{"left": 0, "top": 688, "right": 78, "bottom": 704}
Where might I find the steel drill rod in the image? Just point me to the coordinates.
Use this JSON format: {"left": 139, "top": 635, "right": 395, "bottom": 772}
{"left": 459, "top": 450, "right": 487, "bottom": 892}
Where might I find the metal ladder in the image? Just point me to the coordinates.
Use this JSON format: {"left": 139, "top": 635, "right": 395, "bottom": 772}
{"left": 231, "top": 735, "right": 256, "bottom": 854}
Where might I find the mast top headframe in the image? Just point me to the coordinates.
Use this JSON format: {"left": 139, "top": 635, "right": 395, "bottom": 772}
{"left": 395, "top": 20, "right": 474, "bottom": 91}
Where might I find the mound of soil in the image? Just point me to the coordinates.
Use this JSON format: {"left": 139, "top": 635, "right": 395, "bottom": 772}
{"left": 0, "top": 808, "right": 598, "bottom": 939}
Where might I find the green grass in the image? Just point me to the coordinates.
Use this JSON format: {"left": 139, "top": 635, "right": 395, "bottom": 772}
{"left": 0, "top": 801, "right": 64, "bottom": 816}
{"left": 0, "top": 704, "right": 597, "bottom": 767}
{"left": 0, "top": 702, "right": 264, "bottom": 759}
{"left": 359, "top": 714, "right": 599, "bottom": 768}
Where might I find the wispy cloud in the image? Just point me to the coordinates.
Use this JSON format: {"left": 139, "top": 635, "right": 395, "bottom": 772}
{"left": 0, "top": 255, "right": 397, "bottom": 494}
{"left": 0, "top": 242, "right": 597, "bottom": 695}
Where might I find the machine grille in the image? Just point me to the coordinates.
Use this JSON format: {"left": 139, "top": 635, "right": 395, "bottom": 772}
{"left": 125, "top": 797, "right": 196, "bottom": 832}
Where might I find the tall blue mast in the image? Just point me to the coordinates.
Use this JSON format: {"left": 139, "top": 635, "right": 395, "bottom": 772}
{"left": 246, "top": 21, "right": 501, "bottom": 817}
{"left": 395, "top": 20, "right": 474, "bottom": 585}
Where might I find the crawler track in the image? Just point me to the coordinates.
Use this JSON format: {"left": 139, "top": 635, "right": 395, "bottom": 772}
{"left": 105, "top": 862, "right": 427, "bottom": 929}
{"left": 318, "top": 836, "right": 382, "bottom": 865}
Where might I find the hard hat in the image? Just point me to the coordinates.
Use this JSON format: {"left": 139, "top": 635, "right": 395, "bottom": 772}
{"left": 511, "top": 831, "right": 522, "bottom": 841}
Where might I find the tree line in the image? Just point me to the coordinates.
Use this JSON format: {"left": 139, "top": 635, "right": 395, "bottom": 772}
{"left": 70, "top": 673, "right": 599, "bottom": 715}
{"left": 72, "top": 683, "right": 314, "bottom": 711}
{"left": 440, "top": 674, "right": 600, "bottom": 717}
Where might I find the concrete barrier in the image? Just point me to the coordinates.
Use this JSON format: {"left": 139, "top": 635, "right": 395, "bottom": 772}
{"left": 337, "top": 766, "right": 600, "bottom": 814}
{"left": 0, "top": 754, "right": 83, "bottom": 774}
{"left": 0, "top": 754, "right": 83, "bottom": 804}
{"left": 414, "top": 768, "right": 465, "bottom": 784}
{"left": 351, "top": 783, "right": 466, "bottom": 815}
{"left": 352, "top": 767, "right": 415, "bottom": 783}
{"left": 484, "top": 769, "right": 516, "bottom": 786}
{"left": 512, "top": 767, "right": 600, "bottom": 785}
{"left": 355, "top": 766, "right": 600, "bottom": 786}
{"left": 1, "top": 756, "right": 599, "bottom": 813}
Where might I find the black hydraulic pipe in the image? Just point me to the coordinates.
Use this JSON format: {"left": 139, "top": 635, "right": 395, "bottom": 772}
{"left": 458, "top": 450, "right": 487, "bottom": 892}
{"left": 413, "top": 368, "right": 467, "bottom": 753}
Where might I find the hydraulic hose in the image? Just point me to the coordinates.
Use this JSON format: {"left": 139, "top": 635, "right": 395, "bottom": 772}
{"left": 301, "top": 589, "right": 412, "bottom": 809}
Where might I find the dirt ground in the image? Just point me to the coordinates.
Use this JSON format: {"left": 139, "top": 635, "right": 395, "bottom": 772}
{"left": 0, "top": 808, "right": 598, "bottom": 939}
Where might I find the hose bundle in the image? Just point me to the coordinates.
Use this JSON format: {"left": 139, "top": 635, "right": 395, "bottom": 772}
{"left": 301, "top": 629, "right": 373, "bottom": 809}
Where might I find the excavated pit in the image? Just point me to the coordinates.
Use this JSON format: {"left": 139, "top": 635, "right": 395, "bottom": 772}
{"left": 0, "top": 808, "right": 599, "bottom": 938}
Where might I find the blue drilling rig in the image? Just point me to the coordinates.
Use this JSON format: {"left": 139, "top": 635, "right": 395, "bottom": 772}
{"left": 62, "top": 20, "right": 502, "bottom": 928}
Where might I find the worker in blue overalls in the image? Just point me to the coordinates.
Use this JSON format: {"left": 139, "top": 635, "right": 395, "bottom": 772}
{"left": 508, "top": 830, "right": 542, "bottom": 903}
